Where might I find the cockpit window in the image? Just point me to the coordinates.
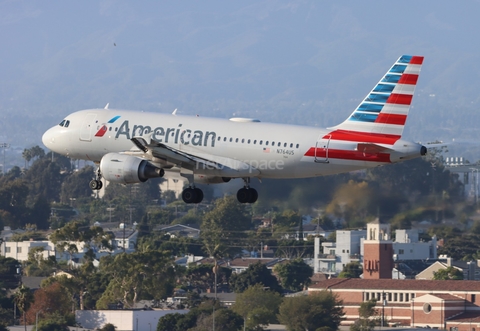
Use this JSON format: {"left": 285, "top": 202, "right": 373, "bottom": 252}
{"left": 64, "top": 120, "right": 70, "bottom": 128}
{"left": 59, "top": 120, "right": 66, "bottom": 127}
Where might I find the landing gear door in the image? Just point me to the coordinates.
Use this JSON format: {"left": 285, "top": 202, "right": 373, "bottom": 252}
{"left": 315, "top": 134, "right": 330, "bottom": 163}
{"left": 79, "top": 113, "right": 97, "bottom": 142}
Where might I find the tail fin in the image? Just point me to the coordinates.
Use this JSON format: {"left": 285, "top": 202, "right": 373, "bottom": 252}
{"left": 331, "top": 55, "right": 424, "bottom": 139}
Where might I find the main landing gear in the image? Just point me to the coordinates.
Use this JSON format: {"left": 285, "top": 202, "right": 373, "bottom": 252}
{"left": 181, "top": 178, "right": 258, "bottom": 204}
{"left": 89, "top": 168, "right": 103, "bottom": 190}
{"left": 236, "top": 178, "right": 258, "bottom": 204}
{"left": 182, "top": 187, "right": 204, "bottom": 204}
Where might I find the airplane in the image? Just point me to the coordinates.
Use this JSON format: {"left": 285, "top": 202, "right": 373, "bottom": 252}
{"left": 42, "top": 55, "right": 427, "bottom": 204}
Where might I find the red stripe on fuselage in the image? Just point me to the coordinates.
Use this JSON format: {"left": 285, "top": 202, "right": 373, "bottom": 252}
{"left": 375, "top": 113, "right": 407, "bottom": 125}
{"left": 398, "top": 74, "right": 418, "bottom": 85}
{"left": 304, "top": 148, "right": 391, "bottom": 163}
{"left": 323, "top": 130, "right": 400, "bottom": 145}
{"left": 386, "top": 93, "right": 412, "bottom": 105}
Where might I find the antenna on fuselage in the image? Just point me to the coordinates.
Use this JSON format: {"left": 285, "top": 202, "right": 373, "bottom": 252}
{"left": 104, "top": 103, "right": 110, "bottom": 109}
{"left": 172, "top": 108, "right": 177, "bottom": 115}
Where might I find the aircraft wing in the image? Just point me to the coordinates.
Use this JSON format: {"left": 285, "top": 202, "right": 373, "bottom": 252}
{"left": 127, "top": 135, "right": 259, "bottom": 177}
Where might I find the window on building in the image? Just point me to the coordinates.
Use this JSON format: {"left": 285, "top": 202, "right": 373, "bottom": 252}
{"left": 406, "top": 293, "right": 409, "bottom": 301}
{"left": 388, "top": 293, "right": 392, "bottom": 302}
{"left": 17, "top": 247, "right": 22, "bottom": 253}
{"left": 5, "top": 247, "right": 11, "bottom": 253}
{"left": 394, "top": 293, "right": 398, "bottom": 301}
{"left": 399, "top": 249, "right": 404, "bottom": 254}
{"left": 399, "top": 293, "right": 404, "bottom": 302}
{"left": 472, "top": 294, "right": 476, "bottom": 303}
{"left": 365, "top": 293, "right": 370, "bottom": 301}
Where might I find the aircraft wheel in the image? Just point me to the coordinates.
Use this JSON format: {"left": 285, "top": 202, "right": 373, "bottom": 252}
{"left": 89, "top": 179, "right": 101, "bottom": 190}
{"left": 249, "top": 188, "right": 258, "bottom": 203}
{"left": 237, "top": 188, "right": 257, "bottom": 204}
{"left": 182, "top": 188, "right": 198, "bottom": 204}
{"left": 194, "top": 188, "right": 204, "bottom": 204}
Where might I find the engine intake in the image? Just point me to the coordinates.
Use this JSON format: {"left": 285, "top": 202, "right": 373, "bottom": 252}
{"left": 100, "top": 153, "right": 164, "bottom": 184}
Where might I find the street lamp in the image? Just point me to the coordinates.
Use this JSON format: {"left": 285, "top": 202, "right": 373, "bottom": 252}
{"left": 36, "top": 309, "right": 43, "bottom": 330}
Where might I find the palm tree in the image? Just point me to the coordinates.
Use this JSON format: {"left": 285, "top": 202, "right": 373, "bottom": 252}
{"left": 22, "top": 149, "right": 32, "bottom": 169}
{"left": 13, "top": 284, "right": 33, "bottom": 331}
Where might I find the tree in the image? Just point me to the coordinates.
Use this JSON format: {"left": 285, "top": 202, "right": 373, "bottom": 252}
{"left": 60, "top": 165, "right": 96, "bottom": 203}
{"left": 232, "top": 284, "right": 283, "bottom": 330}
{"left": 201, "top": 196, "right": 252, "bottom": 259}
{"left": 96, "top": 250, "right": 178, "bottom": 309}
{"left": 25, "top": 282, "right": 73, "bottom": 324}
{"left": 273, "top": 259, "right": 313, "bottom": 291}
{"left": 433, "top": 266, "right": 464, "bottom": 280}
{"left": 13, "top": 285, "right": 33, "bottom": 331}
{"left": 229, "top": 262, "right": 282, "bottom": 293}
{"left": 189, "top": 309, "right": 243, "bottom": 331}
{"left": 350, "top": 299, "right": 378, "bottom": 331}
{"left": 338, "top": 262, "right": 362, "bottom": 279}
{"left": 278, "top": 291, "right": 344, "bottom": 331}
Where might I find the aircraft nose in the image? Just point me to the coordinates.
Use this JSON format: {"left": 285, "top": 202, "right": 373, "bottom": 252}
{"left": 42, "top": 127, "right": 56, "bottom": 150}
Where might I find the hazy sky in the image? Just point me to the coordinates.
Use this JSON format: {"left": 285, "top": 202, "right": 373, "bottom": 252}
{"left": 1, "top": 1, "right": 480, "bottom": 151}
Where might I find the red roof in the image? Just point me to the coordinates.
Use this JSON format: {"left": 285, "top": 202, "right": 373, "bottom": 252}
{"left": 309, "top": 278, "right": 480, "bottom": 292}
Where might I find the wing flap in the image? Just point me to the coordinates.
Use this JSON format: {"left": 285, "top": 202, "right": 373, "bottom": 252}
{"left": 128, "top": 135, "right": 259, "bottom": 177}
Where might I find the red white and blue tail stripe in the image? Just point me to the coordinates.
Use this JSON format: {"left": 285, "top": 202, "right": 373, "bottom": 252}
{"left": 330, "top": 55, "right": 423, "bottom": 140}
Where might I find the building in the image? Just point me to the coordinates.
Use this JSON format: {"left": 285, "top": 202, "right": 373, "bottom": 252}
{"left": 314, "top": 229, "right": 366, "bottom": 275}
{"left": 416, "top": 258, "right": 480, "bottom": 281}
{"left": 76, "top": 309, "right": 189, "bottom": 330}
{"left": 314, "top": 220, "right": 438, "bottom": 277}
{"left": 309, "top": 278, "right": 480, "bottom": 330}
{"left": 363, "top": 219, "right": 393, "bottom": 279}
{"left": 228, "top": 258, "right": 284, "bottom": 274}
{"left": 156, "top": 224, "right": 201, "bottom": 239}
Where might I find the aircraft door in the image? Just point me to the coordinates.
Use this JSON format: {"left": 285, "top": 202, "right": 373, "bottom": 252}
{"left": 314, "top": 134, "right": 330, "bottom": 163}
{"left": 79, "top": 113, "right": 97, "bottom": 142}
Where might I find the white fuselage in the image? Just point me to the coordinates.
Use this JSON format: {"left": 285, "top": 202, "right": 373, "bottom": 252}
{"left": 42, "top": 108, "right": 423, "bottom": 180}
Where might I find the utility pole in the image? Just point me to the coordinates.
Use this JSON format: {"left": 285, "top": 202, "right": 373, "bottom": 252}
{"left": 0, "top": 143, "right": 9, "bottom": 175}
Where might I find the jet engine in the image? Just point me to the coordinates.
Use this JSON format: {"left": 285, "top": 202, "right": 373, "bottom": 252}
{"left": 100, "top": 153, "right": 164, "bottom": 184}
{"left": 194, "top": 175, "right": 231, "bottom": 184}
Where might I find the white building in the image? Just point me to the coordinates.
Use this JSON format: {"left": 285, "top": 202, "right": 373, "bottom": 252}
{"left": 314, "top": 225, "right": 437, "bottom": 277}
{"left": 76, "top": 309, "right": 189, "bottom": 330}
{"left": 314, "top": 229, "right": 366, "bottom": 275}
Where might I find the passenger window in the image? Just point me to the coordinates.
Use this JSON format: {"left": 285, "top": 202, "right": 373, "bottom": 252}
{"left": 247, "top": 139, "right": 251, "bottom": 144}
{"left": 296, "top": 144, "right": 299, "bottom": 148}
{"left": 260, "top": 140, "right": 263, "bottom": 145}
{"left": 230, "top": 138, "right": 233, "bottom": 142}
{"left": 271, "top": 141, "right": 274, "bottom": 146}
{"left": 109, "top": 127, "right": 112, "bottom": 131}
{"left": 284, "top": 143, "right": 287, "bottom": 147}
{"left": 236, "top": 138, "right": 239, "bottom": 143}
{"left": 253, "top": 140, "right": 257, "bottom": 144}
{"left": 278, "top": 142, "right": 281, "bottom": 147}
{"left": 223, "top": 137, "right": 227, "bottom": 142}
{"left": 290, "top": 143, "right": 293, "bottom": 148}
{"left": 242, "top": 139, "right": 245, "bottom": 143}
{"left": 266, "top": 141, "right": 269, "bottom": 146}
{"left": 218, "top": 136, "right": 221, "bottom": 141}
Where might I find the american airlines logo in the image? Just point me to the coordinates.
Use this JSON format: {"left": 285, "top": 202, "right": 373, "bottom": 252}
{"left": 113, "top": 120, "right": 217, "bottom": 147}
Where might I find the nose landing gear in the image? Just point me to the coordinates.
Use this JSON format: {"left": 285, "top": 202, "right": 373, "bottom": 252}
{"left": 89, "top": 168, "right": 103, "bottom": 190}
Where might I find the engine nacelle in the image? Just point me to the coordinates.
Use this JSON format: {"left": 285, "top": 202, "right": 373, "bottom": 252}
{"left": 194, "top": 175, "right": 231, "bottom": 184}
{"left": 100, "top": 153, "right": 164, "bottom": 184}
